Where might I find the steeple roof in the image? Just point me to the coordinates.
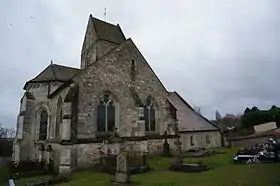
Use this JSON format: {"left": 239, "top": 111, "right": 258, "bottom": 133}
{"left": 90, "top": 15, "right": 126, "bottom": 44}
{"left": 23, "top": 63, "right": 80, "bottom": 90}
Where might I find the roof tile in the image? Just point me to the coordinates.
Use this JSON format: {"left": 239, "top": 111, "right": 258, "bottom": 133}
{"left": 91, "top": 16, "right": 126, "bottom": 44}
{"left": 168, "top": 91, "right": 218, "bottom": 132}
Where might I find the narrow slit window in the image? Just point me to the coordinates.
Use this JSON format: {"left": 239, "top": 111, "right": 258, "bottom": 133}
{"left": 144, "top": 97, "right": 156, "bottom": 131}
{"left": 39, "top": 110, "right": 48, "bottom": 141}
{"left": 190, "top": 135, "right": 194, "bottom": 146}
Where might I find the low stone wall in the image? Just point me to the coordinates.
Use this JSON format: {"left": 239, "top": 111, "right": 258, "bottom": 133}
{"left": 76, "top": 143, "right": 102, "bottom": 169}
{"left": 231, "top": 137, "right": 270, "bottom": 147}
{"left": 180, "top": 131, "right": 221, "bottom": 151}
{"left": 74, "top": 138, "right": 178, "bottom": 169}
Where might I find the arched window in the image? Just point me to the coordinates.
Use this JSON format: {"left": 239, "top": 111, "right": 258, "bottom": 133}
{"left": 144, "top": 97, "right": 156, "bottom": 131}
{"left": 56, "top": 97, "right": 63, "bottom": 137}
{"left": 97, "top": 94, "right": 115, "bottom": 132}
{"left": 206, "top": 135, "right": 211, "bottom": 144}
{"left": 190, "top": 135, "right": 194, "bottom": 146}
{"left": 39, "top": 110, "right": 48, "bottom": 140}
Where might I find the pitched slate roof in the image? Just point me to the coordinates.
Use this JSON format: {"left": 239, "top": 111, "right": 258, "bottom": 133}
{"left": 90, "top": 16, "right": 126, "bottom": 44}
{"left": 23, "top": 64, "right": 80, "bottom": 89}
{"left": 168, "top": 91, "right": 219, "bottom": 132}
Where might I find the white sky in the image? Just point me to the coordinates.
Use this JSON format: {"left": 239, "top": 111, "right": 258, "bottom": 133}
{"left": 1, "top": 0, "right": 280, "bottom": 128}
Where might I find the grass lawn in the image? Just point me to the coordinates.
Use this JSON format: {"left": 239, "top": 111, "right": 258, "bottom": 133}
{"left": 0, "top": 164, "right": 9, "bottom": 186}
{"left": 16, "top": 148, "right": 280, "bottom": 186}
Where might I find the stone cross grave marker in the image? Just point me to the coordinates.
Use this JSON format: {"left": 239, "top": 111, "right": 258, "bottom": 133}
{"left": 115, "top": 153, "right": 130, "bottom": 183}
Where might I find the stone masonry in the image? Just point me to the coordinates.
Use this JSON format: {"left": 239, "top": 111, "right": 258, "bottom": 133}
{"left": 13, "top": 15, "right": 221, "bottom": 174}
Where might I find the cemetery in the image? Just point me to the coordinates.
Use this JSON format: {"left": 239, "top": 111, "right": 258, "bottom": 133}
{"left": 2, "top": 137, "right": 280, "bottom": 186}
{"left": 232, "top": 137, "right": 280, "bottom": 164}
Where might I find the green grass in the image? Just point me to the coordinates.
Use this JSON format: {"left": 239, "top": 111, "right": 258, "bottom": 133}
{"left": 0, "top": 163, "right": 9, "bottom": 186}
{"left": 16, "top": 148, "right": 280, "bottom": 186}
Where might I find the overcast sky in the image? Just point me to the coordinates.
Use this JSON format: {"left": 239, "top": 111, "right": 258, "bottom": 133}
{"left": 1, "top": 0, "right": 280, "bottom": 128}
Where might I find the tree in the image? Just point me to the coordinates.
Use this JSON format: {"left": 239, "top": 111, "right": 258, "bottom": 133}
{"left": 251, "top": 106, "right": 259, "bottom": 112}
{"left": 0, "top": 124, "right": 7, "bottom": 138}
{"left": 0, "top": 124, "right": 15, "bottom": 138}
{"left": 215, "top": 110, "right": 222, "bottom": 121}
{"left": 0, "top": 124, "right": 15, "bottom": 157}
{"left": 244, "top": 107, "right": 251, "bottom": 114}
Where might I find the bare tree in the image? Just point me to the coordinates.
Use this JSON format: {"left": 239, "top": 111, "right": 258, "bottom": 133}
{"left": 0, "top": 124, "right": 15, "bottom": 138}
{"left": 0, "top": 124, "right": 6, "bottom": 138}
{"left": 215, "top": 110, "right": 222, "bottom": 121}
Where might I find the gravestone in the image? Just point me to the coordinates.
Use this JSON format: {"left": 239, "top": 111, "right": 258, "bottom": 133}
{"left": 162, "top": 131, "right": 170, "bottom": 157}
{"left": 115, "top": 153, "right": 130, "bottom": 184}
{"left": 175, "top": 138, "right": 182, "bottom": 155}
{"left": 171, "top": 155, "right": 183, "bottom": 167}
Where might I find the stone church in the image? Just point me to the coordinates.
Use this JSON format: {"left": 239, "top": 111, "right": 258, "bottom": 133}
{"left": 13, "top": 15, "right": 221, "bottom": 174}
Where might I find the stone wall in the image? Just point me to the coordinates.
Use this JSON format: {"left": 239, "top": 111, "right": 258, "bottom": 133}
{"left": 147, "top": 138, "right": 178, "bottom": 155}
{"left": 80, "top": 17, "right": 119, "bottom": 69}
{"left": 180, "top": 130, "right": 221, "bottom": 151}
{"left": 75, "top": 39, "right": 175, "bottom": 139}
{"left": 81, "top": 16, "right": 97, "bottom": 69}
{"left": 231, "top": 137, "right": 271, "bottom": 147}
{"left": 96, "top": 40, "right": 119, "bottom": 61}
{"left": 18, "top": 96, "right": 35, "bottom": 161}
{"left": 75, "top": 143, "right": 102, "bottom": 168}
{"left": 15, "top": 82, "right": 70, "bottom": 162}
{"left": 74, "top": 138, "right": 178, "bottom": 169}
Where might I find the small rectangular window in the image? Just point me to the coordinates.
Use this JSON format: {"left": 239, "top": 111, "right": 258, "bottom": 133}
{"left": 190, "top": 136, "right": 194, "bottom": 146}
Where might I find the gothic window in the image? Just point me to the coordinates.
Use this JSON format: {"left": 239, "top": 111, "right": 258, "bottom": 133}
{"left": 190, "top": 135, "right": 194, "bottom": 146}
{"left": 144, "top": 97, "right": 156, "bottom": 131}
{"left": 39, "top": 110, "right": 48, "bottom": 141}
{"left": 55, "top": 97, "right": 63, "bottom": 137}
{"left": 97, "top": 94, "right": 115, "bottom": 132}
{"left": 206, "top": 135, "right": 210, "bottom": 144}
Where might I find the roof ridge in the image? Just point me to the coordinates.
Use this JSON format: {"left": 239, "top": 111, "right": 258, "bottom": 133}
{"left": 128, "top": 39, "right": 169, "bottom": 94}
{"left": 53, "top": 63, "right": 80, "bottom": 70}
{"left": 23, "top": 63, "right": 81, "bottom": 90}
{"left": 172, "top": 91, "right": 220, "bottom": 130}
{"left": 29, "top": 64, "right": 52, "bottom": 81}
{"left": 91, "top": 15, "right": 119, "bottom": 28}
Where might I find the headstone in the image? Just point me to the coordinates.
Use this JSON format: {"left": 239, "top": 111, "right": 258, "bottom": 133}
{"left": 162, "top": 131, "right": 170, "bottom": 157}
{"left": 171, "top": 156, "right": 183, "bottom": 167}
{"left": 9, "top": 179, "right": 15, "bottom": 186}
{"left": 175, "top": 138, "right": 182, "bottom": 155}
{"left": 141, "top": 141, "right": 148, "bottom": 153}
{"left": 115, "top": 153, "right": 130, "bottom": 183}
